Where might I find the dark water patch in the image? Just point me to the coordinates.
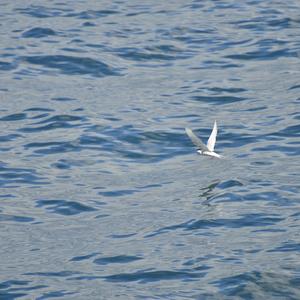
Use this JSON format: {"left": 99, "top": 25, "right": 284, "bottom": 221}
{"left": 98, "top": 189, "right": 138, "bottom": 197}
{"left": 70, "top": 252, "right": 99, "bottom": 262}
{"left": 271, "top": 124, "right": 300, "bottom": 138}
{"left": 186, "top": 214, "right": 283, "bottom": 230}
{"left": 15, "top": 5, "right": 72, "bottom": 18}
{"left": 110, "top": 233, "right": 137, "bottom": 239}
{"left": 36, "top": 290, "right": 77, "bottom": 300}
{"left": 190, "top": 95, "right": 246, "bottom": 105}
{"left": 183, "top": 256, "right": 220, "bottom": 266}
{"left": 206, "top": 87, "right": 246, "bottom": 94}
{"left": 79, "top": 135, "right": 108, "bottom": 146}
{"left": 268, "top": 242, "right": 300, "bottom": 253}
{"left": 31, "top": 114, "right": 84, "bottom": 125}
{"left": 22, "top": 27, "right": 57, "bottom": 38}
{"left": 94, "top": 213, "right": 109, "bottom": 219}
{"left": 116, "top": 45, "right": 192, "bottom": 62}
{"left": 196, "top": 60, "right": 242, "bottom": 69}
{"left": 36, "top": 199, "right": 97, "bottom": 216}
{"left": 0, "top": 113, "right": 27, "bottom": 121}
{"left": 0, "top": 214, "right": 34, "bottom": 223}
{"left": 0, "top": 194, "right": 15, "bottom": 198}
{"left": 230, "top": 16, "right": 293, "bottom": 31}
{"left": 217, "top": 180, "right": 243, "bottom": 189}
{"left": 103, "top": 269, "right": 205, "bottom": 283}
{"left": 85, "top": 43, "right": 107, "bottom": 50}
{"left": 66, "top": 10, "right": 119, "bottom": 19}
{"left": 82, "top": 21, "right": 96, "bottom": 27}
{"left": 51, "top": 159, "right": 71, "bottom": 169}
{"left": 60, "top": 47, "right": 87, "bottom": 54}
{"left": 94, "top": 255, "right": 143, "bottom": 265}
{"left": 244, "top": 105, "right": 267, "bottom": 112}
{"left": 138, "top": 183, "right": 162, "bottom": 189}
{"left": 0, "top": 280, "right": 47, "bottom": 300}
{"left": 24, "top": 107, "right": 54, "bottom": 112}
{"left": 253, "top": 228, "right": 285, "bottom": 233}
{"left": 146, "top": 214, "right": 283, "bottom": 237}
{"left": 212, "top": 271, "right": 300, "bottom": 299}
{"left": 0, "top": 134, "right": 21, "bottom": 142}
{"left": 289, "top": 84, "right": 300, "bottom": 90}
{"left": 225, "top": 48, "right": 296, "bottom": 61}
{"left": 22, "top": 55, "right": 121, "bottom": 77}
{"left": 51, "top": 97, "right": 77, "bottom": 102}
{"left": 52, "top": 158, "right": 92, "bottom": 169}
{"left": 24, "top": 141, "right": 79, "bottom": 155}
{"left": 0, "top": 280, "right": 29, "bottom": 300}
{"left": 0, "top": 280, "right": 30, "bottom": 289}
{"left": 24, "top": 271, "right": 77, "bottom": 277}
{"left": 94, "top": 126, "right": 189, "bottom": 163}
{"left": 29, "top": 113, "right": 50, "bottom": 120}
{"left": 19, "top": 123, "right": 79, "bottom": 133}
{"left": 69, "top": 275, "right": 102, "bottom": 281}
{"left": 0, "top": 60, "right": 18, "bottom": 71}
{"left": 19, "top": 114, "right": 84, "bottom": 133}
{"left": 0, "top": 164, "right": 48, "bottom": 187}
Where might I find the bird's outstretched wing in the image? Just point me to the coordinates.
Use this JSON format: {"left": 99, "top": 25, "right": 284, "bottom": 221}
{"left": 185, "top": 127, "right": 209, "bottom": 151}
{"left": 207, "top": 120, "right": 217, "bottom": 152}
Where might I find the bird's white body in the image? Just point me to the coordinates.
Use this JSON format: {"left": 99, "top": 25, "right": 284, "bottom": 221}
{"left": 185, "top": 121, "right": 223, "bottom": 159}
{"left": 197, "top": 150, "right": 223, "bottom": 158}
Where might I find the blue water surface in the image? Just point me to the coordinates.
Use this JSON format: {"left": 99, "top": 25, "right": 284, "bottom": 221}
{"left": 1, "top": 0, "right": 300, "bottom": 299}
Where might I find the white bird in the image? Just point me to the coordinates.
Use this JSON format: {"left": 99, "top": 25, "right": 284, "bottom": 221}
{"left": 185, "top": 121, "right": 223, "bottom": 159}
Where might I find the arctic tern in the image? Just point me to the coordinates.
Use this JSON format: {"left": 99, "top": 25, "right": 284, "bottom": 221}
{"left": 185, "top": 121, "right": 223, "bottom": 158}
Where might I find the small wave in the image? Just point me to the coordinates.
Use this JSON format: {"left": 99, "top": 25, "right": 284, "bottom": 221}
{"left": 36, "top": 199, "right": 97, "bottom": 216}
{"left": 15, "top": 5, "right": 72, "bottom": 18}
{"left": 65, "top": 9, "right": 119, "bottom": 19}
{"left": 24, "top": 271, "right": 78, "bottom": 277}
{"left": 0, "top": 163, "right": 48, "bottom": 187}
{"left": 268, "top": 242, "right": 300, "bottom": 253}
{"left": 0, "top": 60, "right": 18, "bottom": 71}
{"left": 0, "top": 214, "right": 34, "bottom": 223}
{"left": 0, "top": 280, "right": 46, "bottom": 300}
{"left": 190, "top": 95, "right": 246, "bottom": 105}
{"left": 93, "top": 255, "right": 143, "bottom": 265}
{"left": 98, "top": 189, "right": 138, "bottom": 197}
{"left": 0, "top": 133, "right": 21, "bottom": 142}
{"left": 0, "top": 113, "right": 27, "bottom": 121}
{"left": 70, "top": 253, "right": 99, "bottom": 262}
{"left": 116, "top": 45, "right": 193, "bottom": 62}
{"left": 19, "top": 114, "right": 85, "bottom": 133}
{"left": 22, "top": 27, "right": 57, "bottom": 38}
{"left": 22, "top": 55, "right": 121, "bottom": 77}
{"left": 225, "top": 48, "right": 297, "bottom": 61}
{"left": 212, "top": 271, "right": 300, "bottom": 298}
{"left": 146, "top": 214, "right": 283, "bottom": 237}
{"left": 103, "top": 269, "right": 205, "bottom": 283}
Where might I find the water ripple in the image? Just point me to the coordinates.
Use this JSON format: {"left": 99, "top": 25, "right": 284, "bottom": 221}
{"left": 2, "top": 0, "right": 300, "bottom": 298}
{"left": 103, "top": 269, "right": 205, "bottom": 283}
{"left": 22, "top": 27, "right": 57, "bottom": 38}
{"left": 0, "top": 163, "right": 48, "bottom": 187}
{"left": 36, "top": 199, "right": 97, "bottom": 216}
{"left": 22, "top": 55, "right": 121, "bottom": 77}
{"left": 146, "top": 214, "right": 283, "bottom": 238}
{"left": 93, "top": 255, "right": 143, "bottom": 265}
